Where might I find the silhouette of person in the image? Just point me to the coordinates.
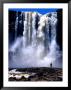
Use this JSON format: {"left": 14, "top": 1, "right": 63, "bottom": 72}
{"left": 50, "top": 63, "right": 52, "bottom": 68}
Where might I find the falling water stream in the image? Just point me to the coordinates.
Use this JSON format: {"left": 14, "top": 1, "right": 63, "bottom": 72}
{"left": 9, "top": 12, "right": 62, "bottom": 68}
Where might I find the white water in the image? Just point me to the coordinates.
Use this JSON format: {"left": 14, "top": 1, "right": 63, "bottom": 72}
{"left": 9, "top": 12, "right": 62, "bottom": 68}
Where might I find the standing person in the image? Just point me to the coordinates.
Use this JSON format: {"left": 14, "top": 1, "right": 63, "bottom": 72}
{"left": 50, "top": 63, "right": 52, "bottom": 68}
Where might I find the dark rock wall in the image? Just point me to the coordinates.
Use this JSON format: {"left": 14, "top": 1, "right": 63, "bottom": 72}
{"left": 9, "top": 10, "right": 16, "bottom": 45}
{"left": 56, "top": 9, "right": 62, "bottom": 51}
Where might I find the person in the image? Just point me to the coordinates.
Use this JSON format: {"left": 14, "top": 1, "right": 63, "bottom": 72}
{"left": 50, "top": 63, "right": 52, "bottom": 68}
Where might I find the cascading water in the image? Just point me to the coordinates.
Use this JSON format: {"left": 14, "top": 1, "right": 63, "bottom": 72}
{"left": 9, "top": 11, "right": 62, "bottom": 68}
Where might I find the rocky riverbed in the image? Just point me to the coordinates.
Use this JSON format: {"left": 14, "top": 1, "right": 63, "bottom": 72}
{"left": 8, "top": 67, "right": 62, "bottom": 81}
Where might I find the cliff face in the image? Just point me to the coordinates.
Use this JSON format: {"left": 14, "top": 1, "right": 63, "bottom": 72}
{"left": 56, "top": 9, "right": 62, "bottom": 50}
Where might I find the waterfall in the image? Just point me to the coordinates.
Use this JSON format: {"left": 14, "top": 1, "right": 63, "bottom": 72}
{"left": 15, "top": 12, "right": 18, "bottom": 40}
{"left": 9, "top": 11, "right": 62, "bottom": 68}
{"left": 32, "top": 12, "right": 37, "bottom": 47}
